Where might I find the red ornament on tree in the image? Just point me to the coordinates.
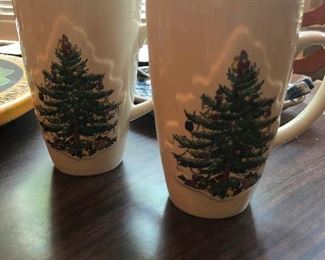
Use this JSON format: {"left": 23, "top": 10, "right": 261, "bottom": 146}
{"left": 212, "top": 113, "right": 218, "bottom": 120}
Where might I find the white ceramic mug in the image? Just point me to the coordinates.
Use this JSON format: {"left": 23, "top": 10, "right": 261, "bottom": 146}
{"left": 14, "top": 0, "right": 152, "bottom": 176}
{"left": 147, "top": 0, "right": 325, "bottom": 218}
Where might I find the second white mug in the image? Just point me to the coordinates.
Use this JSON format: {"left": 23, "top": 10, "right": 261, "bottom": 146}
{"left": 147, "top": 0, "right": 325, "bottom": 218}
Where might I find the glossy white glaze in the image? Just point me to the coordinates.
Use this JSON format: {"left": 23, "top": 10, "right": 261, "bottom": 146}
{"left": 147, "top": 0, "right": 322, "bottom": 218}
{"left": 14, "top": 0, "right": 152, "bottom": 175}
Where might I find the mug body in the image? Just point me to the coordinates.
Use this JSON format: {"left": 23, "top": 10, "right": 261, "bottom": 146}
{"left": 147, "top": 0, "right": 304, "bottom": 218}
{"left": 14, "top": 0, "right": 143, "bottom": 175}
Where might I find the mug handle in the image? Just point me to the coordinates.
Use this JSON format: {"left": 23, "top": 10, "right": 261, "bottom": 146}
{"left": 273, "top": 31, "right": 325, "bottom": 146}
{"left": 129, "top": 24, "right": 153, "bottom": 121}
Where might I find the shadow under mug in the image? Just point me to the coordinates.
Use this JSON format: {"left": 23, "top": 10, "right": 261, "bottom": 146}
{"left": 147, "top": 0, "right": 325, "bottom": 218}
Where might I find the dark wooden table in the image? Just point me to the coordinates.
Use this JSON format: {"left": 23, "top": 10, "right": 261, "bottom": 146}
{"left": 0, "top": 102, "right": 324, "bottom": 260}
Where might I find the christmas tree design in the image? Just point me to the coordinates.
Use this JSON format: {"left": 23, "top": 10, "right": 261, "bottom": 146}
{"left": 173, "top": 50, "right": 277, "bottom": 200}
{"left": 36, "top": 35, "right": 120, "bottom": 158}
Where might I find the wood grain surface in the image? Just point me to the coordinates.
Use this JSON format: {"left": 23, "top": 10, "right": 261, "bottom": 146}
{"left": 0, "top": 103, "right": 324, "bottom": 260}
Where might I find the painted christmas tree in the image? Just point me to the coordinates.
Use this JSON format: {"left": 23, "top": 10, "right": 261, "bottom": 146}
{"left": 36, "top": 35, "right": 120, "bottom": 158}
{"left": 173, "top": 50, "right": 277, "bottom": 199}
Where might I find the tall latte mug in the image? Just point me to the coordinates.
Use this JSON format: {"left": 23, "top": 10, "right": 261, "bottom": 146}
{"left": 147, "top": 0, "right": 325, "bottom": 218}
{"left": 14, "top": 0, "right": 152, "bottom": 176}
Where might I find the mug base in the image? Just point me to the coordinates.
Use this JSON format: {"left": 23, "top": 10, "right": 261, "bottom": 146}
{"left": 167, "top": 185, "right": 256, "bottom": 219}
{"left": 46, "top": 139, "right": 126, "bottom": 177}
{"left": 54, "top": 159, "right": 123, "bottom": 177}
{"left": 169, "top": 196, "right": 250, "bottom": 219}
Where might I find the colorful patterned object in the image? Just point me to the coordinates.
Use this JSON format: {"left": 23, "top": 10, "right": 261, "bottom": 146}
{"left": 135, "top": 66, "right": 152, "bottom": 102}
{"left": 286, "top": 77, "right": 314, "bottom": 100}
{"left": 283, "top": 77, "right": 315, "bottom": 110}
{"left": 0, "top": 54, "right": 32, "bottom": 126}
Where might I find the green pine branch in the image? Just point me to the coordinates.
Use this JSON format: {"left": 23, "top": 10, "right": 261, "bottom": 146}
{"left": 230, "top": 157, "right": 266, "bottom": 173}
{"left": 240, "top": 67, "right": 258, "bottom": 82}
{"left": 186, "top": 147, "right": 219, "bottom": 160}
{"left": 201, "top": 94, "right": 217, "bottom": 109}
{"left": 238, "top": 81, "right": 264, "bottom": 97}
{"left": 173, "top": 153, "right": 215, "bottom": 169}
{"left": 42, "top": 99, "right": 70, "bottom": 108}
{"left": 102, "top": 101, "right": 120, "bottom": 112}
{"left": 81, "top": 90, "right": 113, "bottom": 100}
{"left": 39, "top": 121, "right": 66, "bottom": 133}
{"left": 78, "top": 120, "right": 117, "bottom": 136}
{"left": 218, "top": 84, "right": 233, "bottom": 97}
{"left": 37, "top": 105, "right": 59, "bottom": 116}
{"left": 173, "top": 135, "right": 213, "bottom": 149}
{"left": 38, "top": 86, "right": 69, "bottom": 100}
{"left": 191, "top": 129, "right": 224, "bottom": 141}
{"left": 184, "top": 111, "right": 228, "bottom": 131}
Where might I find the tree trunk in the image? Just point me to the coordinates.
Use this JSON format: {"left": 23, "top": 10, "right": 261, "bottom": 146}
{"left": 222, "top": 165, "right": 230, "bottom": 180}
{"left": 73, "top": 126, "right": 79, "bottom": 143}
